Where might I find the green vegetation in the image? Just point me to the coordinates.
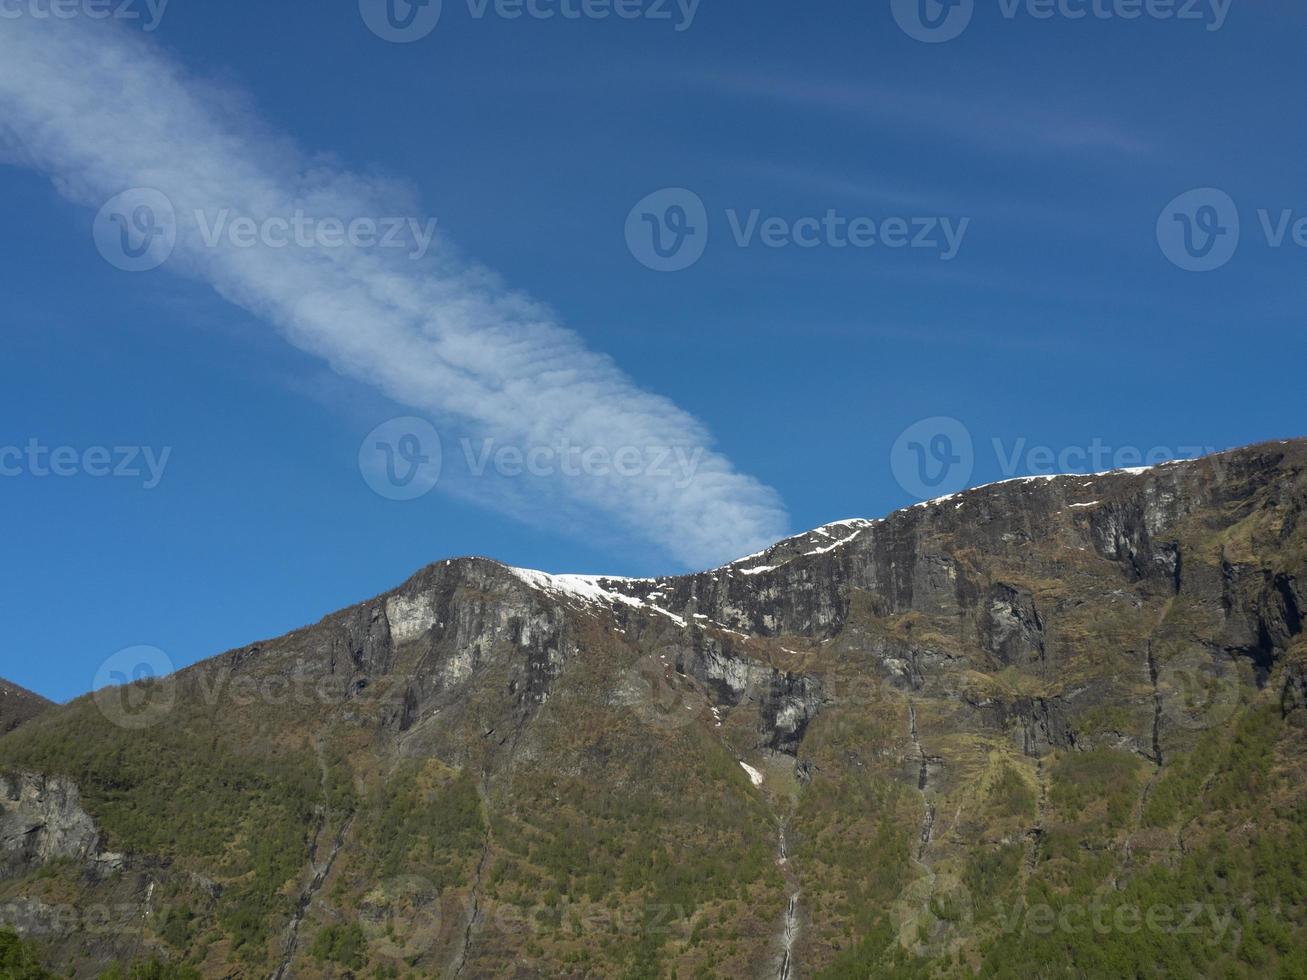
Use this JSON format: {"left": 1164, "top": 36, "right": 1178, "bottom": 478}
{"left": 0, "top": 707, "right": 325, "bottom": 963}
{"left": 0, "top": 932, "right": 198, "bottom": 980}
{"left": 964, "top": 843, "right": 1023, "bottom": 911}
{"left": 0, "top": 929, "right": 52, "bottom": 980}
{"left": 310, "top": 923, "right": 368, "bottom": 968}
{"left": 365, "top": 763, "right": 483, "bottom": 887}
{"left": 1049, "top": 748, "right": 1144, "bottom": 826}
{"left": 464, "top": 735, "right": 784, "bottom": 978}
{"left": 811, "top": 920, "right": 936, "bottom": 980}
{"left": 979, "top": 705, "right": 1306, "bottom": 978}
{"left": 96, "top": 961, "right": 200, "bottom": 980}
{"left": 988, "top": 764, "right": 1035, "bottom": 820}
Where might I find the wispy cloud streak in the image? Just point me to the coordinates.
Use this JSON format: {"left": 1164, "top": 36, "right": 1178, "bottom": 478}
{"left": 697, "top": 71, "right": 1154, "bottom": 157}
{"left": 0, "top": 18, "right": 789, "bottom": 568}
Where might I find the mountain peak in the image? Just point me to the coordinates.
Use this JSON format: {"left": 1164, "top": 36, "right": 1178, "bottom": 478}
{"left": 0, "top": 677, "right": 54, "bottom": 735}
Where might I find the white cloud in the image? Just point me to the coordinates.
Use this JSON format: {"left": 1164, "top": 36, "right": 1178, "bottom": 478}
{"left": 0, "top": 18, "right": 789, "bottom": 569}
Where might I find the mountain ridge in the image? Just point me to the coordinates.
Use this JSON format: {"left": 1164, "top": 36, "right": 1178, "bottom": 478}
{"left": 221, "top": 441, "right": 1290, "bottom": 663}
{"left": 1, "top": 436, "right": 1305, "bottom": 978}
{"left": 0, "top": 679, "right": 54, "bottom": 735}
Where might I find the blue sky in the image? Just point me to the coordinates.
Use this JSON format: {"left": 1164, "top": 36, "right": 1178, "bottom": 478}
{"left": 1, "top": 0, "right": 1304, "bottom": 701}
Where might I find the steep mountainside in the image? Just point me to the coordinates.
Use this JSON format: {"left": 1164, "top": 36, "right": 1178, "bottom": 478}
{"left": 1, "top": 439, "right": 1305, "bottom": 979}
{"left": 0, "top": 681, "right": 52, "bottom": 736}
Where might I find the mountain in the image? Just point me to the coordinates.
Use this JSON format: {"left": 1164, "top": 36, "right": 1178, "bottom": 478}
{"left": 0, "top": 681, "right": 52, "bottom": 736}
{"left": 1, "top": 439, "right": 1305, "bottom": 979}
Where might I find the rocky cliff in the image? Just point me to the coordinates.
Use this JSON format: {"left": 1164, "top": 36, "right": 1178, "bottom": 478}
{"left": 1, "top": 439, "right": 1305, "bottom": 979}
{"left": 0, "top": 771, "right": 106, "bottom": 878}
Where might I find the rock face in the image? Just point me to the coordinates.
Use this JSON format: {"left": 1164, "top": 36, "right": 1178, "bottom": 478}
{"left": 1, "top": 439, "right": 1305, "bottom": 979}
{"left": 145, "top": 440, "right": 1302, "bottom": 784}
{"left": 0, "top": 680, "right": 52, "bottom": 736}
{"left": 0, "top": 771, "right": 101, "bottom": 880}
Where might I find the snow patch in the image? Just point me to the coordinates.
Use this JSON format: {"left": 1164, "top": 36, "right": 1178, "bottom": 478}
{"left": 722, "top": 518, "right": 878, "bottom": 574}
{"left": 739, "top": 761, "right": 764, "bottom": 787}
{"left": 508, "top": 567, "right": 645, "bottom": 606}
{"left": 506, "top": 566, "right": 687, "bottom": 626}
{"left": 805, "top": 523, "right": 872, "bottom": 556}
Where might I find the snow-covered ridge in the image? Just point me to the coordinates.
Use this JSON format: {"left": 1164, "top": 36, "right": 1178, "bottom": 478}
{"left": 502, "top": 456, "right": 1200, "bottom": 600}
{"left": 707, "top": 464, "right": 1176, "bottom": 575}
{"left": 505, "top": 566, "right": 688, "bottom": 626}
{"left": 506, "top": 567, "right": 648, "bottom": 606}
{"left": 908, "top": 465, "right": 1161, "bottom": 511}
{"left": 723, "top": 518, "right": 880, "bottom": 574}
